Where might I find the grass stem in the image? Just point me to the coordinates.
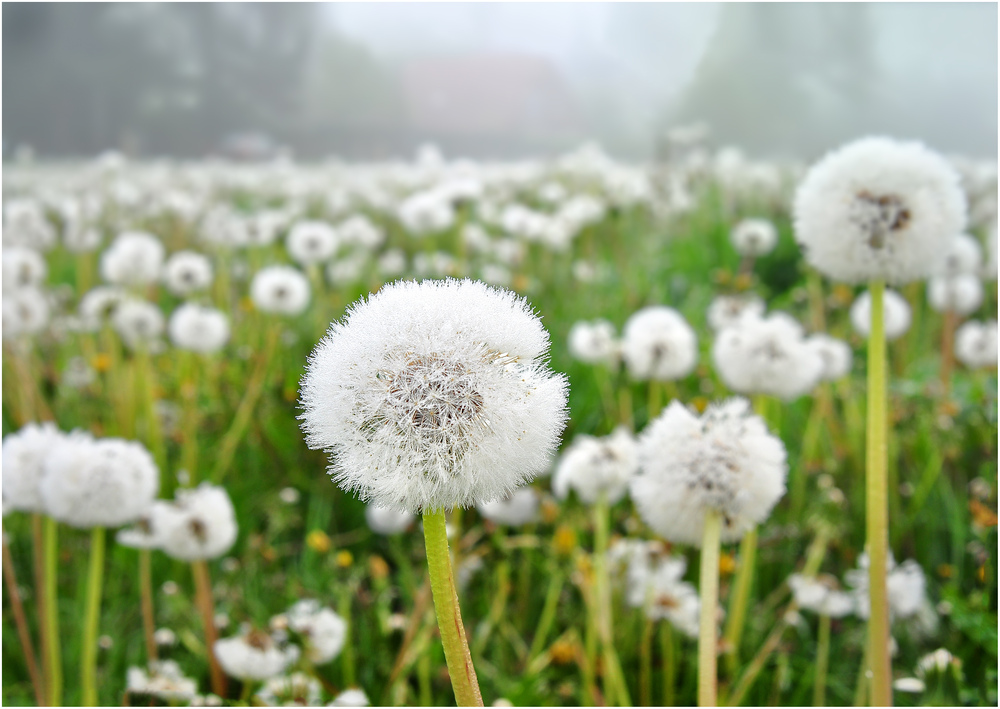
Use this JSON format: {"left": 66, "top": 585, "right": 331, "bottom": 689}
{"left": 81, "top": 526, "right": 106, "bottom": 706}
{"left": 43, "top": 516, "right": 63, "bottom": 707}
{"left": 2, "top": 527, "right": 45, "bottom": 706}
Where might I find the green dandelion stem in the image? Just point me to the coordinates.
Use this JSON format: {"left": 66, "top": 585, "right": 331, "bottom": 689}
{"left": 724, "top": 525, "right": 757, "bottom": 670}
{"left": 140, "top": 549, "right": 158, "bottom": 663}
{"left": 699, "top": 509, "right": 722, "bottom": 707}
{"left": 527, "top": 566, "right": 564, "bottom": 665}
{"left": 661, "top": 621, "right": 676, "bottom": 708}
{"left": 43, "top": 516, "right": 63, "bottom": 707}
{"left": 81, "top": 526, "right": 105, "bottom": 707}
{"left": 813, "top": 612, "right": 832, "bottom": 707}
{"left": 865, "top": 279, "right": 892, "bottom": 707}
{"left": 33, "top": 513, "right": 50, "bottom": 706}
{"left": 698, "top": 509, "right": 722, "bottom": 707}
{"left": 421, "top": 508, "right": 483, "bottom": 707}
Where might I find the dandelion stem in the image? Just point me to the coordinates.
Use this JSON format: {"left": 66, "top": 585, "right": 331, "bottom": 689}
{"left": 33, "top": 513, "right": 50, "bottom": 706}
{"left": 661, "top": 621, "right": 676, "bottom": 707}
{"left": 698, "top": 509, "right": 722, "bottom": 707}
{"left": 81, "top": 526, "right": 105, "bottom": 706}
{"left": 639, "top": 615, "right": 653, "bottom": 706}
{"left": 421, "top": 508, "right": 483, "bottom": 707}
{"left": 192, "top": 559, "right": 227, "bottom": 698}
{"left": 339, "top": 584, "right": 356, "bottom": 687}
{"left": 140, "top": 549, "right": 158, "bottom": 662}
{"left": 865, "top": 279, "right": 892, "bottom": 707}
{"left": 43, "top": 516, "right": 63, "bottom": 707}
{"left": 940, "top": 309, "right": 958, "bottom": 398}
{"left": 594, "top": 495, "right": 631, "bottom": 706}
{"left": 724, "top": 526, "right": 757, "bottom": 670}
{"left": 813, "top": 612, "right": 832, "bottom": 707}
{"left": 2, "top": 526, "right": 45, "bottom": 706}
{"left": 418, "top": 649, "right": 433, "bottom": 706}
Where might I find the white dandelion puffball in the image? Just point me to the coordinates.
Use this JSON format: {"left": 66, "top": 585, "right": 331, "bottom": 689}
{"left": 329, "top": 688, "right": 371, "bottom": 707}
{"left": 163, "top": 251, "right": 213, "bottom": 296}
{"left": 793, "top": 137, "right": 967, "bottom": 285}
{"left": 2, "top": 423, "right": 92, "bottom": 514}
{"left": 788, "top": 574, "right": 854, "bottom": 617}
{"left": 168, "top": 303, "right": 230, "bottom": 353}
{"left": 2, "top": 246, "right": 48, "bottom": 292}
{"left": 214, "top": 631, "right": 299, "bottom": 681}
{"left": 807, "top": 334, "right": 853, "bottom": 381}
{"left": 40, "top": 437, "right": 159, "bottom": 528}
{"left": 101, "top": 231, "right": 166, "bottom": 286}
{"left": 712, "top": 312, "right": 823, "bottom": 400}
{"left": 846, "top": 552, "right": 926, "bottom": 622}
{"left": 935, "top": 233, "right": 983, "bottom": 277}
{"left": 251, "top": 266, "right": 311, "bottom": 316}
{"left": 118, "top": 483, "right": 238, "bottom": 561}
{"left": 731, "top": 218, "right": 778, "bottom": 257}
{"left": 477, "top": 486, "right": 540, "bottom": 527}
{"left": 955, "top": 320, "right": 998, "bottom": 369}
{"left": 552, "top": 427, "right": 638, "bottom": 505}
{"left": 850, "top": 289, "right": 912, "bottom": 340}
{"left": 621, "top": 306, "right": 698, "bottom": 381}
{"left": 377, "top": 249, "right": 407, "bottom": 278}
{"left": 256, "top": 673, "right": 322, "bottom": 707}
{"left": 126, "top": 660, "right": 198, "bottom": 702}
{"left": 78, "top": 286, "right": 126, "bottom": 331}
{"left": 706, "top": 294, "right": 765, "bottom": 332}
{"left": 398, "top": 191, "right": 455, "bottom": 236}
{"left": 299, "top": 278, "right": 568, "bottom": 513}
{"left": 286, "top": 221, "right": 339, "bottom": 265}
{"left": 567, "top": 319, "right": 619, "bottom": 366}
{"left": 337, "top": 215, "right": 385, "bottom": 250}
{"left": 632, "top": 398, "right": 787, "bottom": 546}
{"left": 2, "top": 287, "right": 50, "bottom": 340}
{"left": 927, "top": 274, "right": 983, "bottom": 316}
{"left": 112, "top": 298, "right": 165, "bottom": 350}
{"left": 612, "top": 543, "right": 700, "bottom": 637}
{"left": 287, "top": 600, "right": 347, "bottom": 664}
{"left": 364, "top": 504, "right": 414, "bottom": 535}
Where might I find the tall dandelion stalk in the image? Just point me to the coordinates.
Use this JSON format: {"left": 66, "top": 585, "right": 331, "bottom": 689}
{"left": 298, "top": 279, "right": 568, "bottom": 706}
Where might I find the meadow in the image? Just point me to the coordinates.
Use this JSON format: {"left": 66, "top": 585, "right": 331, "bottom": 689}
{"left": 2, "top": 140, "right": 997, "bottom": 707}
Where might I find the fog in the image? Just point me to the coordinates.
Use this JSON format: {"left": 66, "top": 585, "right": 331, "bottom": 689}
{"left": 3, "top": 2, "right": 996, "bottom": 161}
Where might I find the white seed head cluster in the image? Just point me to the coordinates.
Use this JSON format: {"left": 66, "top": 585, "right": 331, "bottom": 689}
{"left": 112, "top": 298, "right": 165, "bottom": 350}
{"left": 609, "top": 539, "right": 700, "bottom": 636}
{"left": 2, "top": 246, "right": 48, "bottom": 292}
{"left": 927, "top": 273, "right": 983, "bottom": 316}
{"left": 2, "top": 422, "right": 91, "bottom": 514}
{"left": 807, "top": 334, "right": 853, "bottom": 382}
{"left": 299, "top": 278, "right": 569, "bottom": 513}
{"left": 78, "top": 286, "right": 126, "bottom": 331}
{"left": 788, "top": 574, "right": 854, "bottom": 617}
{"left": 567, "top": 319, "right": 619, "bottom": 366}
{"left": 40, "top": 436, "right": 159, "bottom": 528}
{"left": 337, "top": 215, "right": 385, "bottom": 250}
{"left": 214, "top": 631, "right": 299, "bottom": 681}
{"left": 846, "top": 552, "right": 927, "bottom": 622}
{"left": 364, "top": 504, "right": 414, "bottom": 535}
{"left": 632, "top": 399, "right": 787, "bottom": 546}
{"left": 712, "top": 312, "right": 823, "bottom": 400}
{"left": 251, "top": 265, "right": 311, "bottom": 316}
{"left": 935, "top": 233, "right": 983, "bottom": 277}
{"left": 168, "top": 303, "right": 230, "bottom": 353}
{"left": 955, "top": 320, "right": 998, "bottom": 369}
{"left": 730, "top": 218, "right": 778, "bottom": 257}
{"left": 100, "top": 231, "right": 166, "bottom": 286}
{"left": 163, "top": 250, "right": 214, "bottom": 296}
{"left": 706, "top": 294, "right": 765, "bottom": 332}
{"left": 476, "top": 486, "right": 540, "bottom": 527}
{"left": 329, "top": 688, "right": 371, "bottom": 707}
{"left": 793, "top": 137, "right": 967, "bottom": 284}
{"left": 850, "top": 289, "right": 912, "bottom": 341}
{"left": 621, "top": 306, "right": 698, "bottom": 381}
{"left": 286, "top": 221, "right": 339, "bottom": 265}
{"left": 256, "top": 673, "right": 322, "bottom": 707}
{"left": 2, "top": 286, "right": 50, "bottom": 340}
{"left": 126, "top": 660, "right": 198, "bottom": 702}
{"left": 117, "top": 483, "right": 238, "bottom": 561}
{"left": 287, "top": 600, "right": 347, "bottom": 665}
{"left": 552, "top": 427, "right": 638, "bottom": 505}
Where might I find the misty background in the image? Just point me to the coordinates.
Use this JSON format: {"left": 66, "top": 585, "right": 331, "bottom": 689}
{"left": 3, "top": 2, "right": 997, "bottom": 162}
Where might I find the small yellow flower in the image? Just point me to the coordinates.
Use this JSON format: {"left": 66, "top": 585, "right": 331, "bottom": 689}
{"left": 719, "top": 552, "right": 737, "bottom": 576}
{"left": 369, "top": 555, "right": 390, "bottom": 581}
{"left": 553, "top": 525, "right": 577, "bottom": 556}
{"left": 512, "top": 274, "right": 530, "bottom": 292}
{"left": 937, "top": 564, "right": 954, "bottom": 579}
{"left": 691, "top": 396, "right": 710, "bottom": 413}
{"left": 550, "top": 639, "right": 576, "bottom": 666}
{"left": 733, "top": 273, "right": 754, "bottom": 291}
{"left": 306, "top": 529, "right": 331, "bottom": 554}
{"left": 713, "top": 268, "right": 733, "bottom": 286}
{"left": 336, "top": 550, "right": 354, "bottom": 568}
{"left": 92, "top": 353, "right": 112, "bottom": 372}
{"left": 540, "top": 497, "right": 560, "bottom": 525}
{"left": 240, "top": 296, "right": 255, "bottom": 312}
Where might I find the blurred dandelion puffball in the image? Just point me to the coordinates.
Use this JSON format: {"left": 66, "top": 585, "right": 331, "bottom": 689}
{"left": 927, "top": 273, "right": 983, "bottom": 316}
{"left": 552, "top": 427, "right": 638, "bottom": 505}
{"left": 169, "top": 303, "right": 230, "bottom": 353}
{"left": 730, "top": 218, "right": 778, "bottom": 257}
{"left": 250, "top": 265, "right": 311, "bottom": 316}
{"left": 214, "top": 631, "right": 299, "bottom": 681}
{"left": 2, "top": 422, "right": 90, "bottom": 514}
{"left": 100, "top": 231, "right": 166, "bottom": 286}
{"left": 476, "top": 486, "right": 540, "bottom": 527}
{"left": 793, "top": 137, "right": 967, "bottom": 285}
{"left": 850, "top": 289, "right": 912, "bottom": 340}
{"left": 299, "top": 278, "right": 568, "bottom": 514}
{"left": 632, "top": 398, "right": 787, "bottom": 546}
{"left": 955, "top": 320, "right": 998, "bottom": 369}
{"left": 40, "top": 437, "right": 160, "bottom": 529}
{"left": 621, "top": 306, "right": 698, "bottom": 381}
{"left": 364, "top": 504, "right": 414, "bottom": 535}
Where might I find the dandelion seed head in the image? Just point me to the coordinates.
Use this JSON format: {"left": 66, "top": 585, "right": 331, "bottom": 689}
{"left": 168, "top": 303, "right": 230, "bottom": 353}
{"left": 955, "top": 320, "right": 998, "bottom": 369}
{"left": 251, "top": 265, "right": 311, "bottom": 316}
{"left": 621, "top": 306, "right": 698, "bottom": 381}
{"left": 927, "top": 273, "right": 983, "bottom": 315}
{"left": 476, "top": 486, "right": 540, "bottom": 527}
{"left": 553, "top": 427, "right": 638, "bottom": 505}
{"left": 731, "top": 218, "right": 778, "bottom": 257}
{"left": 101, "top": 231, "right": 165, "bottom": 286}
{"left": 163, "top": 250, "right": 213, "bottom": 297}
{"left": 850, "top": 289, "right": 912, "bottom": 340}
